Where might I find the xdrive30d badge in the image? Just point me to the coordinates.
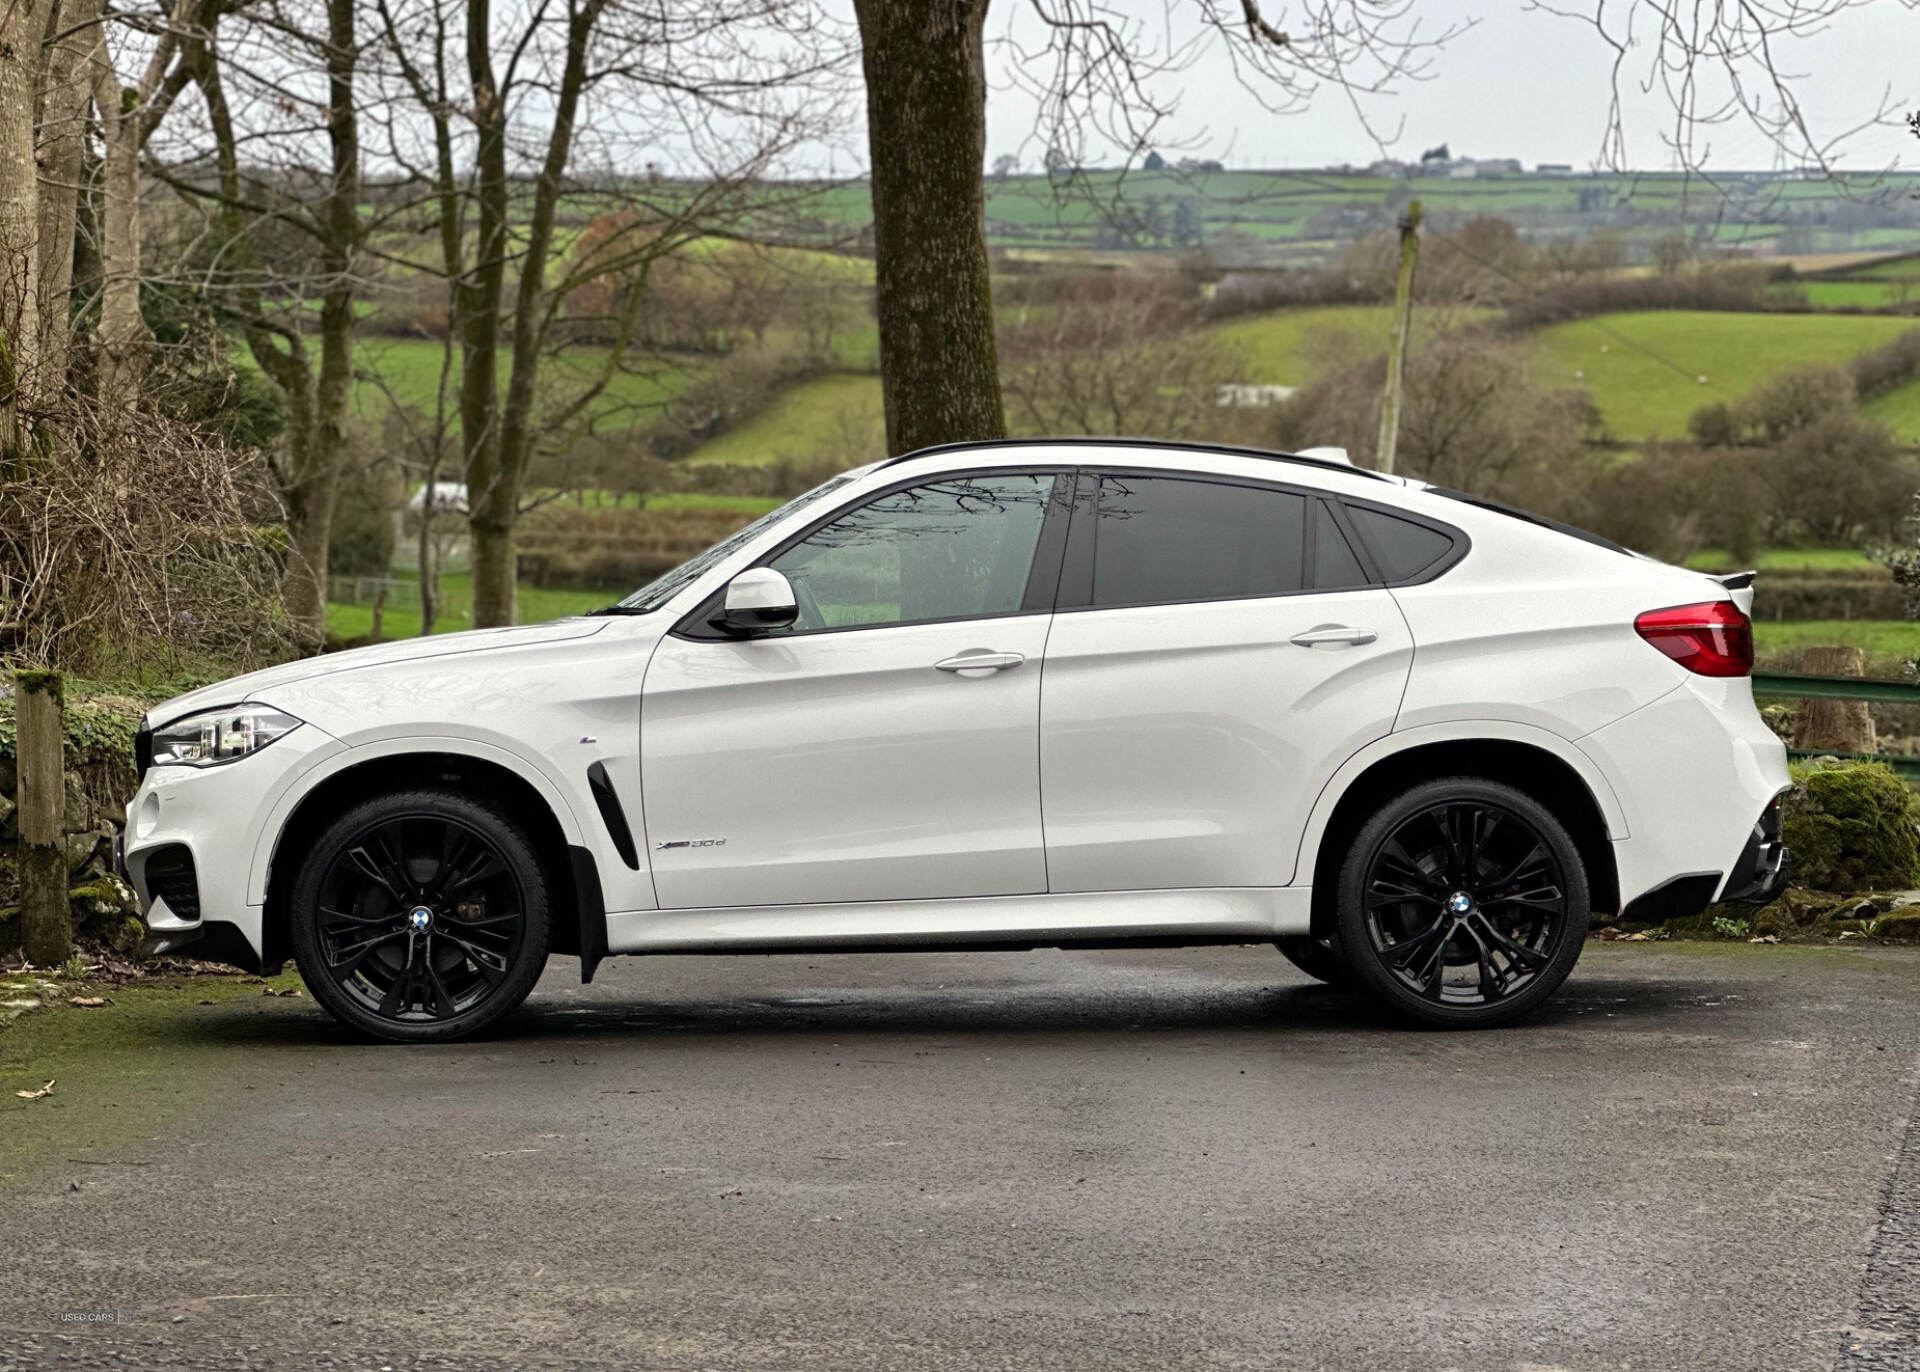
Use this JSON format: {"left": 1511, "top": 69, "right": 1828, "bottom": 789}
{"left": 122, "top": 440, "right": 1790, "bottom": 1041}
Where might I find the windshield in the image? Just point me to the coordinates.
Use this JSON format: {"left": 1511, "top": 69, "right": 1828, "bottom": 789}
{"left": 607, "top": 475, "right": 860, "bottom": 613}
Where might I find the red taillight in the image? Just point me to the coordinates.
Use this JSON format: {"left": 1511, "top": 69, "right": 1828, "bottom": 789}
{"left": 1634, "top": 600, "right": 1753, "bottom": 678}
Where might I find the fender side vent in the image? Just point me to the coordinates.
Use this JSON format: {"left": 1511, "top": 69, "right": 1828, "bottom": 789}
{"left": 586, "top": 762, "right": 640, "bottom": 870}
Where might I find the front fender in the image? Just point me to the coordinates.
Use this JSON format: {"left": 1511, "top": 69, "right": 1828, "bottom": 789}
{"left": 244, "top": 733, "right": 596, "bottom": 908}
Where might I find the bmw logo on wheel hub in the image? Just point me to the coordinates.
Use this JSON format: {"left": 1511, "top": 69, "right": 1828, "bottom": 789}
{"left": 408, "top": 906, "right": 434, "bottom": 931}
{"left": 1447, "top": 891, "right": 1474, "bottom": 915}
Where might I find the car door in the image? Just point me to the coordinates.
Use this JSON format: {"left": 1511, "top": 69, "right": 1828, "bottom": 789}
{"left": 1039, "top": 469, "right": 1420, "bottom": 892}
{"left": 640, "top": 470, "right": 1070, "bottom": 910}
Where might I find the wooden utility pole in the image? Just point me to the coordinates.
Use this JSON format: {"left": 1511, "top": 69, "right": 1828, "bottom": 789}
{"left": 1375, "top": 200, "right": 1422, "bottom": 475}
{"left": 15, "top": 670, "right": 72, "bottom": 966}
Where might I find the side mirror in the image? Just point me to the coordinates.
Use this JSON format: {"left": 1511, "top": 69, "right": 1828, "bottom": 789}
{"left": 710, "top": 567, "right": 799, "bottom": 637}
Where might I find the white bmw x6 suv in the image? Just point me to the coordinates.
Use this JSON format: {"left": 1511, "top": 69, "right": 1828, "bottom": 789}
{"left": 120, "top": 440, "right": 1789, "bottom": 1041}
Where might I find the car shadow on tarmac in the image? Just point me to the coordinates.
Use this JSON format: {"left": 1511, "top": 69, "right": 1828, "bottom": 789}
{"left": 160, "top": 963, "right": 1736, "bottom": 1051}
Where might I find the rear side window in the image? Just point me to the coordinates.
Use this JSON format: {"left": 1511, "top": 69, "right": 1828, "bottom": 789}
{"left": 1091, "top": 476, "right": 1305, "bottom": 608}
{"left": 1345, "top": 505, "right": 1456, "bottom": 582}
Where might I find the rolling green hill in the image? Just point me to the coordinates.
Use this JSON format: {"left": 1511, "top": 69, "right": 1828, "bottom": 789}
{"left": 685, "top": 372, "right": 884, "bottom": 465}
{"left": 1538, "top": 311, "right": 1920, "bottom": 440}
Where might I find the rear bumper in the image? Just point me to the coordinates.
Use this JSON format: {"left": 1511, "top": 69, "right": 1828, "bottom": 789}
{"left": 1718, "top": 797, "right": 1790, "bottom": 905}
{"left": 1617, "top": 799, "right": 1789, "bottom": 924}
{"left": 1575, "top": 674, "right": 1791, "bottom": 914}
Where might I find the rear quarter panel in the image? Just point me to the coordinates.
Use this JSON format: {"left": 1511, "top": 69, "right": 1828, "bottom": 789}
{"left": 1385, "top": 495, "right": 1727, "bottom": 741}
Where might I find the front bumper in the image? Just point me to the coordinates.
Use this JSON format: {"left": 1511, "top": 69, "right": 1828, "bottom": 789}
{"left": 121, "top": 723, "right": 344, "bottom": 964}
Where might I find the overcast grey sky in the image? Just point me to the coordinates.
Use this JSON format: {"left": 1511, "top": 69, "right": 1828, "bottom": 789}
{"left": 970, "top": 0, "right": 1916, "bottom": 172}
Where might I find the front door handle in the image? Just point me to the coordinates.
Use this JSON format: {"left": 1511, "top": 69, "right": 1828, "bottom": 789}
{"left": 1290, "top": 625, "right": 1377, "bottom": 648}
{"left": 934, "top": 650, "right": 1025, "bottom": 674}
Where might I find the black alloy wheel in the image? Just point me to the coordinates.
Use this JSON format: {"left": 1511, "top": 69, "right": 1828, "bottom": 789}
{"left": 1334, "top": 778, "right": 1588, "bottom": 1028}
{"left": 291, "top": 790, "right": 551, "bottom": 1043}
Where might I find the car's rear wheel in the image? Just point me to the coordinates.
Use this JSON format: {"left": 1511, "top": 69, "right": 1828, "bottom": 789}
{"left": 1275, "top": 935, "right": 1350, "bottom": 986}
{"left": 1334, "top": 778, "right": 1588, "bottom": 1028}
{"left": 290, "top": 789, "right": 550, "bottom": 1043}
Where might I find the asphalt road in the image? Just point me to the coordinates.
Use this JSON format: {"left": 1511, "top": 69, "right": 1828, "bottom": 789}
{"left": 3, "top": 941, "right": 1919, "bottom": 1372}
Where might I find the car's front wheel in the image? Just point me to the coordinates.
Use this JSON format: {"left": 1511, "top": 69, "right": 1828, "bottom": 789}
{"left": 1334, "top": 778, "right": 1588, "bottom": 1028}
{"left": 290, "top": 789, "right": 551, "bottom": 1043}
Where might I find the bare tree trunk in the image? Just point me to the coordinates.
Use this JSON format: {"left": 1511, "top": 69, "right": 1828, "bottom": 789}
{"left": 852, "top": 0, "right": 1005, "bottom": 456}
{"left": 0, "top": 0, "right": 45, "bottom": 434}
{"left": 15, "top": 669, "right": 71, "bottom": 967}
{"left": 1795, "top": 645, "right": 1876, "bottom": 755}
{"left": 34, "top": 0, "right": 95, "bottom": 396}
{"left": 189, "top": 0, "right": 356, "bottom": 651}
{"left": 417, "top": 495, "right": 438, "bottom": 636}
{"left": 459, "top": 0, "right": 511, "bottom": 625}
{"left": 279, "top": 0, "right": 359, "bottom": 645}
{"left": 470, "top": 0, "right": 605, "bottom": 628}
{"left": 89, "top": 40, "right": 152, "bottom": 412}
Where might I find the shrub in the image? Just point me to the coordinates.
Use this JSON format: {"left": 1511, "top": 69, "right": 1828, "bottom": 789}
{"left": 1736, "top": 364, "right": 1857, "bottom": 444}
{"left": 1765, "top": 415, "right": 1916, "bottom": 544}
{"left": 1687, "top": 402, "right": 1739, "bottom": 449}
{"left": 1849, "top": 329, "right": 1920, "bottom": 402}
{"left": 1780, "top": 761, "right": 1920, "bottom": 893}
{"left": 1501, "top": 265, "right": 1780, "bottom": 330}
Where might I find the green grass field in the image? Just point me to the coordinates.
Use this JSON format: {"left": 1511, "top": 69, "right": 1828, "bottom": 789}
{"left": 1685, "top": 547, "right": 1879, "bottom": 572}
{"left": 348, "top": 338, "right": 704, "bottom": 434}
{"left": 326, "top": 573, "right": 615, "bottom": 641}
{"left": 1538, "top": 311, "right": 1920, "bottom": 439}
{"left": 1750, "top": 620, "right": 1918, "bottom": 657}
{"left": 1796, "top": 280, "right": 1920, "bottom": 309}
{"left": 1206, "top": 305, "right": 1498, "bottom": 386}
{"left": 684, "top": 371, "right": 884, "bottom": 465}
{"left": 1861, "top": 377, "right": 1920, "bottom": 438}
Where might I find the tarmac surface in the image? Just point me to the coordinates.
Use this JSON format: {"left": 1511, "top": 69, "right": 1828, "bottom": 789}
{"left": 2, "top": 940, "right": 1918, "bottom": 1371}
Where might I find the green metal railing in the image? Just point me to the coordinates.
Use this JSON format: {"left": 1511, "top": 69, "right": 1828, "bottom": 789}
{"left": 1750, "top": 673, "right": 1920, "bottom": 781}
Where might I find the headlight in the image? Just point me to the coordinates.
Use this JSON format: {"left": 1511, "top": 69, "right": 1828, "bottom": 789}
{"left": 149, "top": 705, "right": 302, "bottom": 768}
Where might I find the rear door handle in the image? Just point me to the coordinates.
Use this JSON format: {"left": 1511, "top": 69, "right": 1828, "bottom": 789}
{"left": 934, "top": 650, "right": 1025, "bottom": 674}
{"left": 1290, "top": 625, "right": 1377, "bottom": 648}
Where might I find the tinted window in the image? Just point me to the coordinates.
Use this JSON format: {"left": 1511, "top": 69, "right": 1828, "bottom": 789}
{"left": 769, "top": 474, "right": 1054, "bottom": 631}
{"left": 1312, "top": 501, "right": 1370, "bottom": 590}
{"left": 1346, "top": 505, "right": 1455, "bottom": 581}
{"left": 1091, "top": 476, "right": 1305, "bottom": 608}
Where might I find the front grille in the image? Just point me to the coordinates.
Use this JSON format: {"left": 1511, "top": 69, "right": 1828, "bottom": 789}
{"left": 134, "top": 723, "right": 153, "bottom": 780}
{"left": 144, "top": 845, "right": 200, "bottom": 922}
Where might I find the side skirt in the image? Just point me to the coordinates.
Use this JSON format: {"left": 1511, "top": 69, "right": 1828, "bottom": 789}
{"left": 602, "top": 886, "right": 1311, "bottom": 957}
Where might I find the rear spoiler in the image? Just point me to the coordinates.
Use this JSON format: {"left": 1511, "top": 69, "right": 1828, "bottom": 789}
{"left": 1713, "top": 570, "right": 1756, "bottom": 615}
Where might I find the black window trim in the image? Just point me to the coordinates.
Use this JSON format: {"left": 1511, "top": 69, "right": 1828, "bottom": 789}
{"left": 670, "top": 467, "right": 1076, "bottom": 641}
{"left": 1056, "top": 466, "right": 1452, "bottom": 615}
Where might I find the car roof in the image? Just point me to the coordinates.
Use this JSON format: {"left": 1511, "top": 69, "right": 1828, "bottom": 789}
{"left": 875, "top": 438, "right": 1399, "bottom": 487}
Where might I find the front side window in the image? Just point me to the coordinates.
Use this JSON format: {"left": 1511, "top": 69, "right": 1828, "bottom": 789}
{"left": 768, "top": 473, "right": 1056, "bottom": 632}
{"left": 613, "top": 474, "right": 858, "bottom": 613}
{"left": 1091, "top": 475, "right": 1306, "bottom": 609}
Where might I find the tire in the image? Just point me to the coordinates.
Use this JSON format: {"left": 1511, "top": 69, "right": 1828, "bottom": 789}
{"left": 290, "top": 788, "right": 551, "bottom": 1043}
{"left": 1332, "top": 777, "right": 1588, "bottom": 1029}
{"left": 1275, "top": 935, "right": 1350, "bottom": 986}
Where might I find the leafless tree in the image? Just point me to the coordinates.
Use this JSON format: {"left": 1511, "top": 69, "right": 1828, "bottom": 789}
{"left": 851, "top": 0, "right": 1458, "bottom": 460}
{"left": 1555, "top": 0, "right": 1917, "bottom": 176}
{"left": 365, "top": 0, "right": 843, "bottom": 626}
{"left": 146, "top": 0, "right": 368, "bottom": 649}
